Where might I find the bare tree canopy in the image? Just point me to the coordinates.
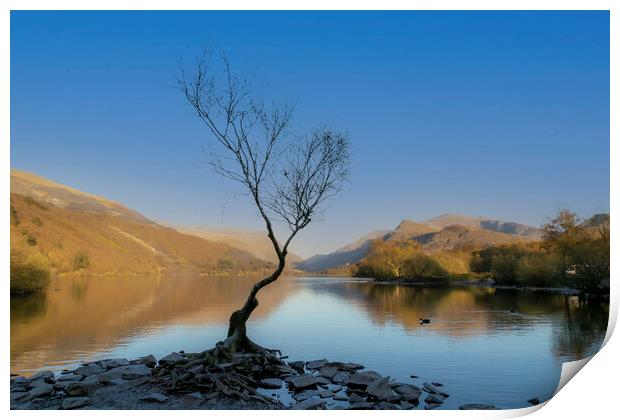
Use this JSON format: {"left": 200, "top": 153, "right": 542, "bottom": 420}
{"left": 179, "top": 51, "right": 351, "bottom": 353}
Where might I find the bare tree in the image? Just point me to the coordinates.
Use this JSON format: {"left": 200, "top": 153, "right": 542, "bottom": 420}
{"left": 179, "top": 52, "right": 351, "bottom": 356}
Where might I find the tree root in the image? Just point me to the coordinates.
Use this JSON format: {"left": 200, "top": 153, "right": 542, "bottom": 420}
{"left": 151, "top": 339, "right": 289, "bottom": 407}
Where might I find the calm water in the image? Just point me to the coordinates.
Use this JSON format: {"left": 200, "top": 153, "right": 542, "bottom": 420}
{"left": 11, "top": 275, "right": 608, "bottom": 409}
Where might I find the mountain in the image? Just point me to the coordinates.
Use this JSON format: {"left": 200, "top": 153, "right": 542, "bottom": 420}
{"left": 383, "top": 219, "right": 437, "bottom": 243}
{"left": 10, "top": 170, "right": 269, "bottom": 276}
{"left": 297, "top": 215, "right": 542, "bottom": 272}
{"left": 412, "top": 224, "right": 530, "bottom": 250}
{"left": 422, "top": 214, "right": 543, "bottom": 238}
{"left": 176, "top": 226, "right": 302, "bottom": 264}
{"left": 295, "top": 230, "right": 389, "bottom": 272}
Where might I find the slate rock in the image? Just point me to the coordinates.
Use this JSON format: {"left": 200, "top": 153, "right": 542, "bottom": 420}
{"left": 333, "top": 393, "right": 348, "bottom": 401}
{"left": 332, "top": 371, "right": 350, "bottom": 384}
{"left": 292, "top": 398, "right": 326, "bottom": 410}
{"left": 62, "top": 397, "right": 92, "bottom": 410}
{"left": 141, "top": 392, "right": 169, "bottom": 403}
{"left": 318, "top": 366, "right": 338, "bottom": 379}
{"left": 347, "top": 371, "right": 381, "bottom": 389}
{"left": 289, "top": 361, "right": 305, "bottom": 374}
{"left": 134, "top": 355, "right": 157, "bottom": 368}
{"left": 306, "top": 359, "right": 329, "bottom": 370}
{"left": 348, "top": 392, "right": 366, "bottom": 404}
{"left": 401, "top": 401, "right": 416, "bottom": 410}
{"left": 423, "top": 382, "right": 449, "bottom": 398}
{"left": 350, "top": 402, "right": 375, "bottom": 410}
{"left": 75, "top": 364, "right": 104, "bottom": 377}
{"left": 294, "top": 390, "right": 318, "bottom": 402}
{"left": 25, "top": 383, "right": 54, "bottom": 400}
{"left": 181, "top": 392, "right": 205, "bottom": 408}
{"left": 318, "top": 389, "right": 333, "bottom": 398}
{"left": 288, "top": 374, "right": 318, "bottom": 390}
{"left": 367, "top": 377, "right": 398, "bottom": 401}
{"left": 260, "top": 378, "right": 283, "bottom": 389}
{"left": 159, "top": 352, "right": 185, "bottom": 364}
{"left": 459, "top": 403, "right": 497, "bottom": 410}
{"left": 394, "top": 384, "right": 421, "bottom": 401}
{"left": 29, "top": 370, "right": 55, "bottom": 382}
{"left": 99, "top": 358, "right": 129, "bottom": 370}
{"left": 58, "top": 373, "right": 83, "bottom": 382}
{"left": 424, "top": 394, "right": 445, "bottom": 404}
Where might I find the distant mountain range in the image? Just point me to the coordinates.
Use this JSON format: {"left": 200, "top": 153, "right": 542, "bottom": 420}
{"left": 10, "top": 170, "right": 270, "bottom": 275}
{"left": 295, "top": 214, "right": 544, "bottom": 272}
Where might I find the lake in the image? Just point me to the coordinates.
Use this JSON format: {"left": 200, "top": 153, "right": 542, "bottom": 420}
{"left": 10, "top": 275, "right": 608, "bottom": 409}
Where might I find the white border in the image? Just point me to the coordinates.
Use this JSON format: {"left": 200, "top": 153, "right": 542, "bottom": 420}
{"left": 2, "top": 3, "right": 617, "bottom": 420}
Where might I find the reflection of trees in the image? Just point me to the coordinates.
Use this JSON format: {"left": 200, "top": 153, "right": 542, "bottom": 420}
{"left": 552, "top": 296, "right": 608, "bottom": 361}
{"left": 11, "top": 274, "right": 297, "bottom": 373}
{"left": 307, "top": 281, "right": 608, "bottom": 345}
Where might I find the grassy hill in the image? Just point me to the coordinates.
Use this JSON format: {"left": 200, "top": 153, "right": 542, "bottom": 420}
{"left": 10, "top": 171, "right": 271, "bottom": 292}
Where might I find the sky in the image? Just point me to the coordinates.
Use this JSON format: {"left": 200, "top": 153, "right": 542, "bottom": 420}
{"left": 10, "top": 11, "right": 610, "bottom": 258}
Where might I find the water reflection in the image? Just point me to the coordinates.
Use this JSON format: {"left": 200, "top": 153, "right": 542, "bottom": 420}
{"left": 10, "top": 275, "right": 608, "bottom": 408}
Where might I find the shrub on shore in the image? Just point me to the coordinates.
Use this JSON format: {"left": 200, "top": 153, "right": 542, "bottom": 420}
{"left": 10, "top": 248, "right": 51, "bottom": 294}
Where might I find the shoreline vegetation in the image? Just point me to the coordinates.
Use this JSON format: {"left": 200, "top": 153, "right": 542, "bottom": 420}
{"left": 344, "top": 210, "right": 610, "bottom": 300}
{"left": 11, "top": 349, "right": 520, "bottom": 411}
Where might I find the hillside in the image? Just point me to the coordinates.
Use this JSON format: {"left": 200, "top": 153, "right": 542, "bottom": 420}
{"left": 423, "top": 214, "right": 543, "bottom": 238}
{"left": 10, "top": 170, "right": 270, "bottom": 277}
{"left": 177, "top": 226, "right": 302, "bottom": 264}
{"left": 295, "top": 230, "right": 389, "bottom": 272}
{"left": 297, "top": 215, "right": 541, "bottom": 273}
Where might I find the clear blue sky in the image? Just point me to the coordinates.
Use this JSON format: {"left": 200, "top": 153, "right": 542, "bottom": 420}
{"left": 11, "top": 11, "right": 610, "bottom": 257}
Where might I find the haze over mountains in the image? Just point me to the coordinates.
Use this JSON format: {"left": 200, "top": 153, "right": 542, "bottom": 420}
{"left": 11, "top": 169, "right": 560, "bottom": 277}
{"left": 295, "top": 214, "right": 543, "bottom": 273}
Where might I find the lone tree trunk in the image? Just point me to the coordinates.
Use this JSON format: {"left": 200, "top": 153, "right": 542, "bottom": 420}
{"left": 179, "top": 51, "right": 351, "bottom": 353}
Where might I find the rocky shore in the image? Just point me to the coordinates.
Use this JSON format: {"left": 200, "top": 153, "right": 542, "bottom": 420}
{"left": 11, "top": 350, "right": 499, "bottom": 410}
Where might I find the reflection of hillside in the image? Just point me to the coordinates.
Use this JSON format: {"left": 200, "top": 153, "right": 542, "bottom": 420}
{"left": 11, "top": 275, "right": 296, "bottom": 373}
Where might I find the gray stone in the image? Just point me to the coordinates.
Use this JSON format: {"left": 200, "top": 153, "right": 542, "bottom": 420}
{"left": 25, "top": 383, "right": 54, "bottom": 400}
{"left": 306, "top": 359, "right": 329, "bottom": 370}
{"left": 260, "top": 378, "right": 283, "bottom": 389}
{"left": 350, "top": 402, "right": 375, "bottom": 410}
{"left": 379, "top": 402, "right": 399, "bottom": 410}
{"left": 326, "top": 362, "right": 364, "bottom": 371}
{"left": 348, "top": 392, "right": 366, "bottom": 404}
{"left": 29, "top": 370, "right": 54, "bottom": 382}
{"left": 289, "top": 361, "right": 305, "bottom": 374}
{"left": 11, "top": 376, "right": 27, "bottom": 384}
{"left": 65, "top": 378, "right": 101, "bottom": 396}
{"left": 134, "top": 354, "right": 157, "bottom": 368}
{"left": 159, "top": 352, "right": 185, "bottom": 364}
{"left": 346, "top": 371, "right": 381, "bottom": 389}
{"left": 333, "top": 393, "right": 348, "bottom": 401}
{"left": 101, "top": 364, "right": 151, "bottom": 381}
{"left": 331, "top": 385, "right": 343, "bottom": 393}
{"left": 424, "top": 394, "right": 445, "bottom": 404}
{"left": 318, "top": 366, "right": 338, "bottom": 379}
{"left": 141, "top": 392, "right": 169, "bottom": 403}
{"left": 294, "top": 390, "right": 318, "bottom": 402}
{"left": 288, "top": 374, "right": 318, "bottom": 390}
{"left": 99, "top": 358, "right": 129, "bottom": 370}
{"left": 292, "top": 398, "right": 325, "bottom": 410}
{"left": 423, "top": 383, "right": 449, "bottom": 398}
{"left": 401, "top": 401, "right": 416, "bottom": 410}
{"left": 318, "top": 389, "right": 333, "bottom": 398}
{"left": 459, "top": 403, "right": 497, "bottom": 410}
{"left": 62, "top": 397, "right": 91, "bottom": 410}
{"left": 58, "top": 373, "right": 83, "bottom": 382}
{"left": 366, "top": 377, "right": 398, "bottom": 401}
{"left": 316, "top": 376, "right": 331, "bottom": 385}
{"left": 181, "top": 392, "right": 204, "bottom": 408}
{"left": 394, "top": 384, "right": 421, "bottom": 401}
{"left": 332, "top": 371, "right": 350, "bottom": 384}
{"left": 75, "top": 364, "right": 104, "bottom": 377}
{"left": 425, "top": 403, "right": 441, "bottom": 410}
{"left": 10, "top": 391, "right": 29, "bottom": 401}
